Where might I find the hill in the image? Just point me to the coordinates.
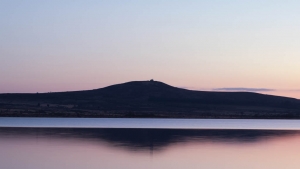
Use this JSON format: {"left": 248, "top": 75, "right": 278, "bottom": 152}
{"left": 1, "top": 80, "right": 300, "bottom": 118}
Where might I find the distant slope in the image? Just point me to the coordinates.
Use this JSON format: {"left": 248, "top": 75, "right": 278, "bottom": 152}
{"left": 1, "top": 80, "right": 300, "bottom": 118}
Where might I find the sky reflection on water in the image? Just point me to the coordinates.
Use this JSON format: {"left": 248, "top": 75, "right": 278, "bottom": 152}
{"left": 1, "top": 128, "right": 300, "bottom": 169}
{"left": 2, "top": 118, "right": 300, "bottom": 130}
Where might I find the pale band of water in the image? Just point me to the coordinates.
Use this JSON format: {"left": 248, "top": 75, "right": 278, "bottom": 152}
{"left": 1, "top": 117, "right": 300, "bottom": 130}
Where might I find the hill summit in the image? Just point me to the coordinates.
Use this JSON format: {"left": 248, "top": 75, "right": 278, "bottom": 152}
{"left": 0, "top": 80, "right": 300, "bottom": 118}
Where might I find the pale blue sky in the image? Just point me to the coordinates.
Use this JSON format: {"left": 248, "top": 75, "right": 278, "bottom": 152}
{"left": 1, "top": 0, "right": 300, "bottom": 98}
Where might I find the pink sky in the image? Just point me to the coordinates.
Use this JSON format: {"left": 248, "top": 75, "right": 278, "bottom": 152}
{"left": 1, "top": 1, "right": 300, "bottom": 99}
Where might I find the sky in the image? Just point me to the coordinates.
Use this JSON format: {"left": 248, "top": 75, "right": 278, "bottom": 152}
{"left": 1, "top": 0, "right": 300, "bottom": 98}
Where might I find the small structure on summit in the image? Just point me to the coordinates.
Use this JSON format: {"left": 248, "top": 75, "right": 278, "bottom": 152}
{"left": 150, "top": 79, "right": 154, "bottom": 82}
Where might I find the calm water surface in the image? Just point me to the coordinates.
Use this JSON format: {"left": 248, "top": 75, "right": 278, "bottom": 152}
{"left": 2, "top": 117, "right": 300, "bottom": 130}
{"left": 1, "top": 118, "right": 300, "bottom": 169}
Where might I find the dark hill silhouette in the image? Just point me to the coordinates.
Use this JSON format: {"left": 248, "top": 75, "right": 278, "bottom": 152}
{"left": 1, "top": 80, "right": 300, "bottom": 118}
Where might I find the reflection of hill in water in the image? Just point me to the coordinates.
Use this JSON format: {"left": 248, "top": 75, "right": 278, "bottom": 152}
{"left": 0, "top": 128, "right": 299, "bottom": 151}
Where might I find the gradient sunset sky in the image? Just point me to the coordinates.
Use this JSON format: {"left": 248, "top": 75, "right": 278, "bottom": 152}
{"left": 1, "top": 0, "right": 300, "bottom": 98}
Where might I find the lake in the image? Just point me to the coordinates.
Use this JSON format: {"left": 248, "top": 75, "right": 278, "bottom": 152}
{"left": 1, "top": 118, "right": 300, "bottom": 169}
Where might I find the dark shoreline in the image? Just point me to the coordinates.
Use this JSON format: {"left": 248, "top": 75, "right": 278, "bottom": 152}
{"left": 1, "top": 108, "right": 300, "bottom": 119}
